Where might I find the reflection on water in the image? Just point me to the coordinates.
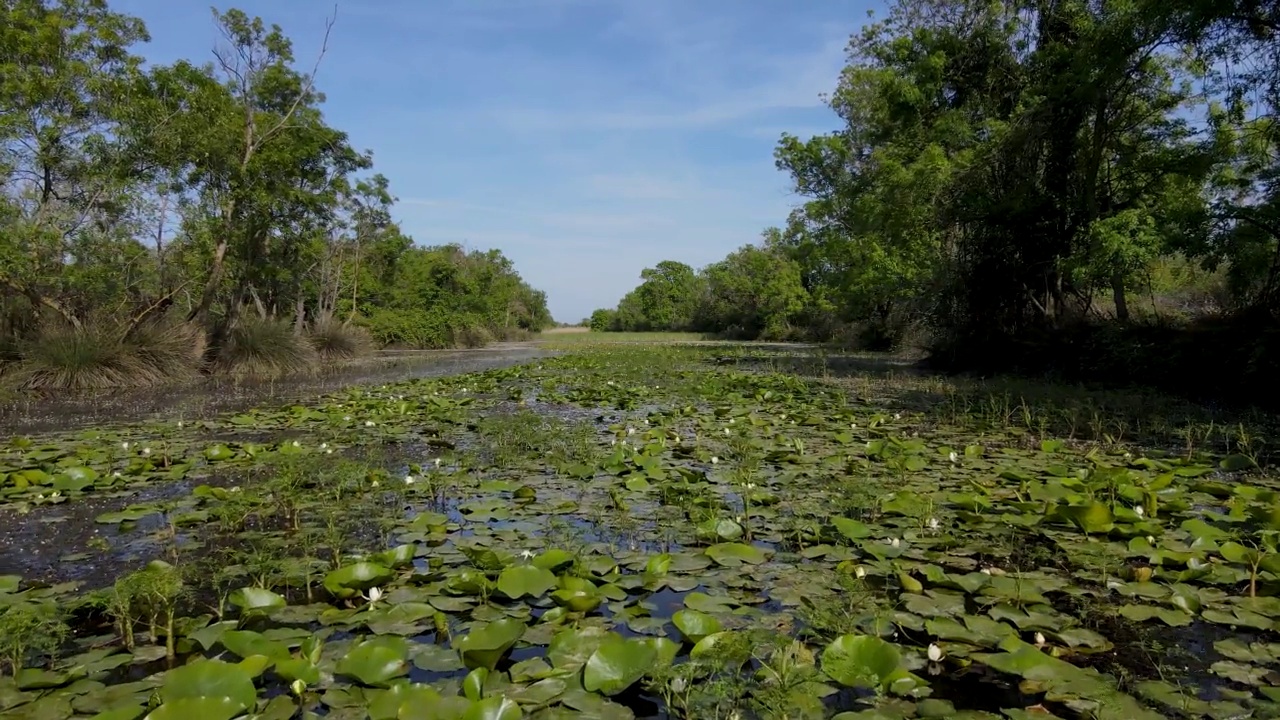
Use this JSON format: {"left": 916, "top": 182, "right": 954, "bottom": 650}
{"left": 0, "top": 342, "right": 555, "bottom": 434}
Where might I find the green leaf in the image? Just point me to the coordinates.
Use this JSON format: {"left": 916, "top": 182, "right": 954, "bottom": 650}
{"left": 704, "top": 542, "right": 770, "bottom": 567}
{"left": 145, "top": 697, "right": 244, "bottom": 720}
{"left": 219, "top": 630, "right": 289, "bottom": 660}
{"left": 228, "top": 587, "right": 286, "bottom": 612}
{"left": 496, "top": 565, "right": 557, "bottom": 600}
{"left": 462, "top": 696, "right": 522, "bottom": 720}
{"left": 336, "top": 637, "right": 410, "bottom": 686}
{"left": 821, "top": 634, "right": 902, "bottom": 689}
{"left": 672, "top": 609, "right": 722, "bottom": 643}
{"left": 582, "top": 633, "right": 658, "bottom": 696}
{"left": 455, "top": 619, "right": 525, "bottom": 671}
{"left": 832, "top": 517, "right": 873, "bottom": 541}
{"left": 323, "top": 562, "right": 394, "bottom": 599}
{"left": 158, "top": 659, "right": 256, "bottom": 715}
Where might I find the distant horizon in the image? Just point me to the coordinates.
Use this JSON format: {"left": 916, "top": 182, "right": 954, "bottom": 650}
{"left": 110, "top": 0, "right": 877, "bottom": 322}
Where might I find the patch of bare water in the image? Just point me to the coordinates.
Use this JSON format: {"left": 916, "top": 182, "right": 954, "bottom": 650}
{"left": 0, "top": 342, "right": 555, "bottom": 435}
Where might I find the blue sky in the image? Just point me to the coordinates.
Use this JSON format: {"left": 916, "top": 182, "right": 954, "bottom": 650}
{"left": 112, "top": 0, "right": 873, "bottom": 322}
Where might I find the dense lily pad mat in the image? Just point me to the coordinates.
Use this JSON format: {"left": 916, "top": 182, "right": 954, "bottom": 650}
{"left": 1, "top": 344, "right": 1278, "bottom": 719}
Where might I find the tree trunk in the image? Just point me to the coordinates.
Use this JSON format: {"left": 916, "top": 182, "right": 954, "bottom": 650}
{"left": 294, "top": 295, "right": 306, "bottom": 334}
{"left": 1111, "top": 272, "right": 1129, "bottom": 321}
{"left": 188, "top": 236, "right": 229, "bottom": 325}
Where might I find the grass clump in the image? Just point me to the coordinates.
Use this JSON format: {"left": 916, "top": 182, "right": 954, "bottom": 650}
{"left": 3, "top": 315, "right": 204, "bottom": 391}
{"left": 125, "top": 316, "right": 207, "bottom": 380}
{"left": 308, "top": 318, "right": 373, "bottom": 361}
{"left": 449, "top": 323, "right": 494, "bottom": 348}
{"left": 214, "top": 316, "right": 319, "bottom": 380}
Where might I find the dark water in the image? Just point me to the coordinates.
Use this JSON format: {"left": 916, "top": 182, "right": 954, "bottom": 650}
{"left": 0, "top": 343, "right": 555, "bottom": 435}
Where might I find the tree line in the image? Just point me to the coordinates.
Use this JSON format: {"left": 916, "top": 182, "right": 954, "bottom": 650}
{"left": 1, "top": 0, "right": 551, "bottom": 389}
{"left": 592, "top": 0, "right": 1280, "bottom": 399}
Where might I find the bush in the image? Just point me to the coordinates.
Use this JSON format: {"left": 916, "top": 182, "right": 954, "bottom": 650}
{"left": 125, "top": 316, "right": 207, "bottom": 379}
{"left": 213, "top": 316, "right": 318, "bottom": 380}
{"left": 8, "top": 321, "right": 137, "bottom": 390}
{"left": 490, "top": 326, "right": 535, "bottom": 342}
{"left": 449, "top": 324, "right": 494, "bottom": 348}
{"left": 358, "top": 308, "right": 450, "bottom": 349}
{"left": 0, "top": 312, "right": 208, "bottom": 391}
{"left": 308, "top": 319, "right": 373, "bottom": 360}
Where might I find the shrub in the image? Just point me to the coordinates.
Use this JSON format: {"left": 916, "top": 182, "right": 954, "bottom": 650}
{"left": 1, "top": 313, "right": 209, "bottom": 391}
{"left": 358, "top": 308, "right": 451, "bottom": 349}
{"left": 449, "top": 323, "right": 494, "bottom": 348}
{"left": 490, "top": 326, "right": 535, "bottom": 342}
{"left": 308, "top": 318, "right": 374, "bottom": 360}
{"left": 125, "top": 316, "right": 207, "bottom": 379}
{"left": 213, "top": 316, "right": 318, "bottom": 380}
{"left": 8, "top": 321, "right": 139, "bottom": 390}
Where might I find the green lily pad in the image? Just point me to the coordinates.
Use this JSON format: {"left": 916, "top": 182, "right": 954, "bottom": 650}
{"left": 582, "top": 633, "right": 658, "bottom": 696}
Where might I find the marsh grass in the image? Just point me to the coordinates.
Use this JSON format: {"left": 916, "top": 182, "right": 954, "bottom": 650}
{"left": 753, "top": 348, "right": 1276, "bottom": 459}
{"left": 4, "top": 316, "right": 205, "bottom": 391}
{"left": 307, "top": 319, "right": 374, "bottom": 361}
{"left": 214, "top": 316, "right": 319, "bottom": 380}
{"left": 536, "top": 331, "right": 709, "bottom": 348}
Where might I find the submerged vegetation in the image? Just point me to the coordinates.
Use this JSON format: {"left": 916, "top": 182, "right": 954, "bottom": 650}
{"left": 1, "top": 341, "right": 1278, "bottom": 719}
{"left": 0, "top": 0, "right": 551, "bottom": 391}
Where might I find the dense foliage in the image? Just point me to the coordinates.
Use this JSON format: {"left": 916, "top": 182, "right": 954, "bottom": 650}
{"left": 0, "top": 0, "right": 550, "bottom": 387}
{"left": 594, "top": 0, "right": 1280, "bottom": 376}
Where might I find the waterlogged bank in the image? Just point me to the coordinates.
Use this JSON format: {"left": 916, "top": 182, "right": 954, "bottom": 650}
{"left": 0, "top": 342, "right": 554, "bottom": 435}
{"left": 0, "top": 343, "right": 1277, "bottom": 719}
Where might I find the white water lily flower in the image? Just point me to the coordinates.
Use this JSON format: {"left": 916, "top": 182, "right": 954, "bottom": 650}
{"left": 370, "top": 480, "right": 380, "bottom": 488}
{"left": 366, "top": 587, "right": 384, "bottom": 604}
{"left": 1134, "top": 505, "right": 1145, "bottom": 517}
{"left": 746, "top": 482, "right": 756, "bottom": 490}
{"left": 627, "top": 427, "right": 635, "bottom": 436}
{"left": 780, "top": 414, "right": 787, "bottom": 420}
{"left": 1146, "top": 535, "right": 1156, "bottom": 544}
{"left": 404, "top": 476, "right": 415, "bottom": 485}
{"left": 434, "top": 458, "right": 442, "bottom": 467}
{"left": 948, "top": 451, "right": 958, "bottom": 463}
{"left": 112, "top": 471, "right": 122, "bottom": 478}
{"left": 890, "top": 537, "right": 901, "bottom": 548}
{"left": 674, "top": 435, "right": 681, "bottom": 444}
{"left": 928, "top": 517, "right": 940, "bottom": 531}
{"left": 364, "top": 420, "right": 376, "bottom": 427}
{"left": 1034, "top": 632, "right": 1047, "bottom": 647}
{"left": 325, "top": 448, "right": 334, "bottom": 454}
{"left": 710, "top": 456, "right": 719, "bottom": 464}
{"left": 520, "top": 549, "right": 536, "bottom": 560}
{"left": 671, "top": 676, "right": 688, "bottom": 693}
{"left": 142, "top": 447, "right": 152, "bottom": 456}
{"left": 121, "top": 442, "right": 130, "bottom": 451}
{"left": 854, "top": 566, "right": 867, "bottom": 579}
{"left": 607, "top": 381, "right": 614, "bottom": 386}
{"left": 320, "top": 442, "right": 329, "bottom": 450}
{"left": 723, "top": 428, "right": 731, "bottom": 436}
{"left": 643, "top": 419, "right": 649, "bottom": 425}
{"left": 230, "top": 486, "right": 241, "bottom": 492}
{"left": 851, "top": 423, "right": 857, "bottom": 429}
{"left": 291, "top": 440, "right": 301, "bottom": 447}
{"left": 893, "top": 413, "right": 901, "bottom": 420}
{"left": 980, "top": 567, "right": 992, "bottom": 575}
{"left": 343, "top": 415, "right": 352, "bottom": 421}
{"left": 176, "top": 421, "right": 184, "bottom": 429}
{"left": 927, "top": 643, "right": 944, "bottom": 662}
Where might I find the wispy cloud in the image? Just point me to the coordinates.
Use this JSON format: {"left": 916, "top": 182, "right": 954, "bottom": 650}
{"left": 117, "top": 0, "right": 865, "bottom": 321}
